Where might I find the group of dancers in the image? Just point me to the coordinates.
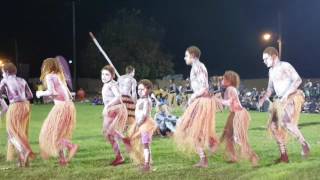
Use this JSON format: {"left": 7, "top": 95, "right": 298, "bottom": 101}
{"left": 0, "top": 58, "right": 78, "bottom": 167}
{"left": 0, "top": 45, "right": 310, "bottom": 172}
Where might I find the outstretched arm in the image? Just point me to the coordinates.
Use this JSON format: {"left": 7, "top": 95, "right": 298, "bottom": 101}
{"left": 36, "top": 75, "right": 57, "bottom": 98}
{"left": 216, "top": 88, "right": 238, "bottom": 107}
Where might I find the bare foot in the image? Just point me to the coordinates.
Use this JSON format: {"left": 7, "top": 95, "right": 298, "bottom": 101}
{"left": 59, "top": 158, "right": 68, "bottom": 166}
{"left": 68, "top": 144, "right": 79, "bottom": 161}
{"left": 301, "top": 142, "right": 310, "bottom": 158}
{"left": 141, "top": 164, "right": 151, "bottom": 172}
{"left": 193, "top": 158, "right": 208, "bottom": 168}
{"left": 208, "top": 137, "right": 219, "bottom": 153}
{"left": 250, "top": 155, "right": 259, "bottom": 167}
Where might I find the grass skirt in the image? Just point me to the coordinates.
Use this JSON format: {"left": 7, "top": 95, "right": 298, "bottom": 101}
{"left": 128, "top": 117, "right": 156, "bottom": 165}
{"left": 102, "top": 103, "right": 128, "bottom": 136}
{"left": 174, "top": 95, "right": 218, "bottom": 154}
{"left": 6, "top": 101, "right": 33, "bottom": 161}
{"left": 268, "top": 90, "right": 305, "bottom": 140}
{"left": 221, "top": 109, "right": 258, "bottom": 161}
{"left": 39, "top": 101, "right": 76, "bottom": 159}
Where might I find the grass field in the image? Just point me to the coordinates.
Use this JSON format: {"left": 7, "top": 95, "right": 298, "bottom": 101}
{"left": 0, "top": 103, "right": 319, "bottom": 180}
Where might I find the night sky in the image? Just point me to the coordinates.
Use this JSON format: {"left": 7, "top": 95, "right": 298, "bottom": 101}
{"left": 1, "top": 0, "right": 320, "bottom": 79}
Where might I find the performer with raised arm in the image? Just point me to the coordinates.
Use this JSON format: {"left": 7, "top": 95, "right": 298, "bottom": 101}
{"left": 100, "top": 65, "right": 130, "bottom": 166}
{"left": 0, "top": 63, "right": 35, "bottom": 167}
{"left": 118, "top": 65, "right": 137, "bottom": 136}
{"left": 37, "top": 58, "right": 78, "bottom": 166}
{"left": 258, "top": 47, "right": 310, "bottom": 163}
{"left": 174, "top": 46, "right": 218, "bottom": 168}
{"left": 217, "top": 71, "right": 259, "bottom": 166}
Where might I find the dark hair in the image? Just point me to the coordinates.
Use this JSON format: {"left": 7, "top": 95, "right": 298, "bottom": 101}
{"left": 223, "top": 70, "right": 240, "bottom": 88}
{"left": 186, "top": 45, "right": 201, "bottom": 58}
{"left": 263, "top": 47, "right": 279, "bottom": 57}
{"left": 2, "top": 62, "right": 17, "bottom": 75}
{"left": 139, "top": 79, "right": 153, "bottom": 94}
{"left": 125, "top": 65, "right": 135, "bottom": 74}
{"left": 102, "top": 65, "right": 115, "bottom": 79}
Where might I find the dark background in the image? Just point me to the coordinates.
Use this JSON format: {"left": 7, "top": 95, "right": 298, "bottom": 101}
{"left": 1, "top": 0, "right": 320, "bottom": 78}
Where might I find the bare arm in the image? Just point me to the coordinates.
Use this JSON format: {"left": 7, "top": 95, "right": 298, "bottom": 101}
{"left": 216, "top": 87, "right": 238, "bottom": 107}
{"left": 258, "top": 75, "right": 273, "bottom": 106}
{"left": 282, "top": 63, "right": 302, "bottom": 99}
{"left": 131, "top": 79, "right": 137, "bottom": 102}
{"left": 0, "top": 98, "right": 8, "bottom": 113}
{"left": 36, "top": 75, "right": 57, "bottom": 98}
{"left": 25, "top": 80, "right": 33, "bottom": 100}
{"left": 136, "top": 99, "right": 151, "bottom": 126}
{"left": 0, "top": 80, "right": 6, "bottom": 96}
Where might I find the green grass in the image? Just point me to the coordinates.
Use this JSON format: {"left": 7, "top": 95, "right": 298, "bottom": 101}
{"left": 0, "top": 103, "right": 320, "bottom": 180}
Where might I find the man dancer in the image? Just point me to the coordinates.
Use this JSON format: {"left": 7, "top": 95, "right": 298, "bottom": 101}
{"left": 258, "top": 47, "right": 310, "bottom": 163}
{"left": 118, "top": 65, "right": 137, "bottom": 136}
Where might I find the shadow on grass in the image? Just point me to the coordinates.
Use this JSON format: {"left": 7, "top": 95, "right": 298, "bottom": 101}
{"left": 249, "top": 127, "right": 266, "bottom": 131}
{"left": 73, "top": 135, "right": 102, "bottom": 141}
{"left": 298, "top": 121, "right": 320, "bottom": 128}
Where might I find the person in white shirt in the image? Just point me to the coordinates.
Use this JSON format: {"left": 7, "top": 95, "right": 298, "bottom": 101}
{"left": 258, "top": 47, "right": 310, "bottom": 163}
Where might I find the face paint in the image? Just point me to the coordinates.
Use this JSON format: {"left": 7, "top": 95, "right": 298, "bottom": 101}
{"left": 184, "top": 51, "right": 193, "bottom": 65}
{"left": 138, "top": 84, "right": 148, "bottom": 98}
{"left": 101, "top": 69, "right": 112, "bottom": 83}
{"left": 221, "top": 78, "right": 228, "bottom": 87}
{"left": 263, "top": 53, "right": 273, "bottom": 68}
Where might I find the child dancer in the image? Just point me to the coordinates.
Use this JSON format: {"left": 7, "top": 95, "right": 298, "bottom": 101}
{"left": 101, "top": 65, "right": 130, "bottom": 166}
{"left": 174, "top": 46, "right": 218, "bottom": 168}
{"left": 36, "top": 58, "right": 78, "bottom": 166}
{"left": 128, "top": 79, "right": 156, "bottom": 172}
{"left": 0, "top": 62, "right": 35, "bottom": 167}
{"left": 217, "top": 71, "right": 259, "bottom": 166}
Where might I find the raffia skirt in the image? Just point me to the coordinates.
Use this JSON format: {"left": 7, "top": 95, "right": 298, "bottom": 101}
{"left": 39, "top": 101, "right": 76, "bottom": 159}
{"left": 128, "top": 117, "right": 157, "bottom": 165}
{"left": 268, "top": 90, "right": 305, "bottom": 140}
{"left": 6, "top": 101, "right": 33, "bottom": 161}
{"left": 102, "top": 103, "right": 128, "bottom": 137}
{"left": 174, "top": 95, "right": 218, "bottom": 154}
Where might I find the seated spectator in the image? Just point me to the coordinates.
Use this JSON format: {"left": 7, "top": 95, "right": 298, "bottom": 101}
{"left": 151, "top": 94, "right": 178, "bottom": 136}
{"left": 77, "top": 88, "right": 86, "bottom": 102}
